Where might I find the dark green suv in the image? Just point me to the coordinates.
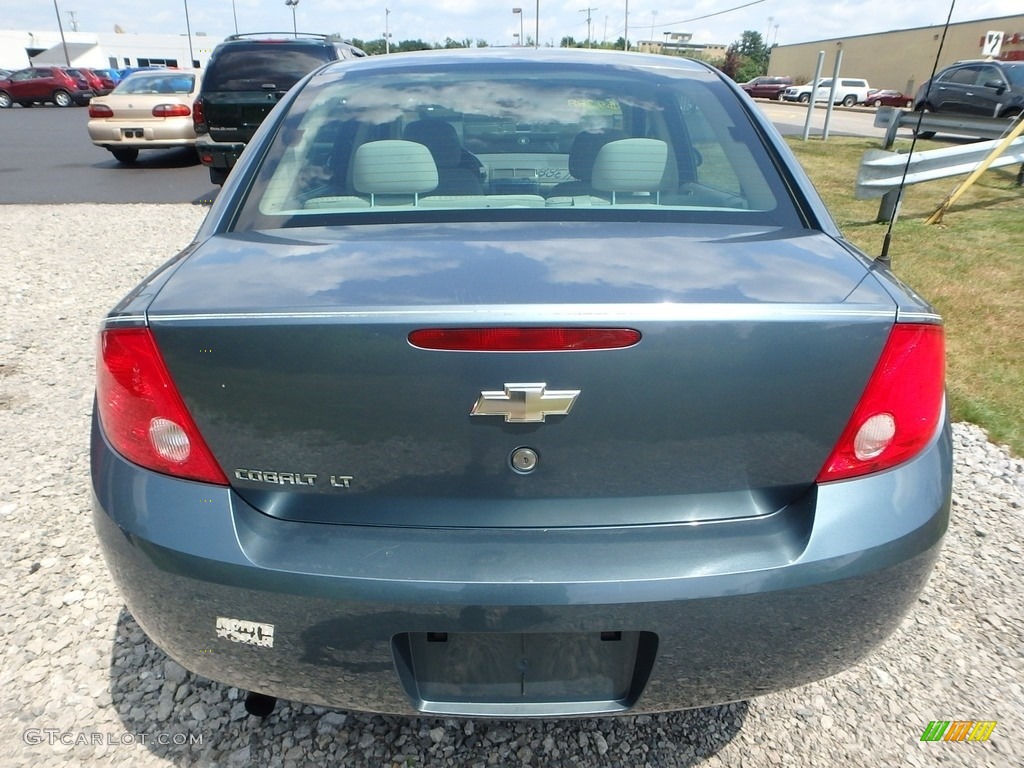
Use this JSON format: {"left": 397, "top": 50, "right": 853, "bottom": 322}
{"left": 193, "top": 33, "right": 365, "bottom": 184}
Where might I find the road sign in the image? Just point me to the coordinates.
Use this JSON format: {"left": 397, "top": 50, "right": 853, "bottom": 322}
{"left": 982, "top": 31, "right": 1004, "bottom": 57}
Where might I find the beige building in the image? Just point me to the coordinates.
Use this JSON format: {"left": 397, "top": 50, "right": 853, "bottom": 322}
{"left": 768, "top": 14, "right": 1024, "bottom": 94}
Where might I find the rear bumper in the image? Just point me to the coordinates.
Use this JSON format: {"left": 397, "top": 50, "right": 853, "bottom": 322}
{"left": 195, "top": 134, "right": 243, "bottom": 170}
{"left": 91, "top": 412, "right": 951, "bottom": 716}
{"left": 88, "top": 120, "right": 197, "bottom": 149}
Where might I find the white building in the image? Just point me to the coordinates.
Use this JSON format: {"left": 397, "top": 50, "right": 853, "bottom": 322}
{"left": 0, "top": 29, "right": 216, "bottom": 71}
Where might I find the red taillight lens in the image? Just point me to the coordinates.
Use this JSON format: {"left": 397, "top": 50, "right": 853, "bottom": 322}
{"left": 408, "top": 327, "right": 642, "bottom": 352}
{"left": 88, "top": 103, "right": 114, "bottom": 118}
{"left": 152, "top": 103, "right": 191, "bottom": 117}
{"left": 96, "top": 328, "right": 228, "bottom": 485}
{"left": 192, "top": 97, "right": 206, "bottom": 133}
{"left": 816, "top": 323, "right": 945, "bottom": 483}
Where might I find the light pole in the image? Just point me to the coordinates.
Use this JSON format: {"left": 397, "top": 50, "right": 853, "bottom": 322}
{"left": 385, "top": 8, "right": 391, "bottom": 54}
{"left": 52, "top": 0, "right": 71, "bottom": 66}
{"left": 285, "top": 0, "right": 299, "bottom": 38}
{"left": 183, "top": 0, "right": 195, "bottom": 67}
{"left": 512, "top": 8, "right": 523, "bottom": 46}
{"left": 535, "top": 0, "right": 539, "bottom": 49}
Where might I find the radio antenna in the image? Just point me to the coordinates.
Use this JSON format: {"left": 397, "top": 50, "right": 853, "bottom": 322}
{"left": 877, "top": 0, "right": 957, "bottom": 266}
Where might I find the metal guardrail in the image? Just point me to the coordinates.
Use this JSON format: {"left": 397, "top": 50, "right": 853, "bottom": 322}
{"left": 855, "top": 135, "right": 1024, "bottom": 222}
{"left": 874, "top": 108, "right": 1016, "bottom": 150}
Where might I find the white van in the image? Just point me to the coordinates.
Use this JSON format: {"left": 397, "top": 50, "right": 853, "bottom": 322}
{"left": 782, "top": 78, "right": 871, "bottom": 106}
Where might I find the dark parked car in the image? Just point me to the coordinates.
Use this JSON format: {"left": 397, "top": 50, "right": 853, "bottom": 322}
{"left": 92, "top": 48, "right": 951, "bottom": 719}
{"left": 914, "top": 59, "right": 1024, "bottom": 119}
{"left": 94, "top": 68, "right": 125, "bottom": 86}
{"left": 67, "top": 67, "right": 113, "bottom": 96}
{"left": 862, "top": 89, "right": 912, "bottom": 108}
{"left": 193, "top": 32, "right": 366, "bottom": 184}
{"left": 739, "top": 75, "right": 793, "bottom": 100}
{"left": 0, "top": 66, "right": 93, "bottom": 108}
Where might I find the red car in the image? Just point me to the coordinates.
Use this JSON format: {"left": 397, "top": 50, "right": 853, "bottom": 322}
{"left": 740, "top": 75, "right": 794, "bottom": 100}
{"left": 68, "top": 67, "right": 114, "bottom": 96}
{"left": 862, "top": 89, "right": 912, "bottom": 108}
{"left": 0, "top": 66, "right": 93, "bottom": 108}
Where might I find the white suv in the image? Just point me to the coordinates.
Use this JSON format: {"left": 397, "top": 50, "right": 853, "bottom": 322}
{"left": 782, "top": 77, "right": 871, "bottom": 107}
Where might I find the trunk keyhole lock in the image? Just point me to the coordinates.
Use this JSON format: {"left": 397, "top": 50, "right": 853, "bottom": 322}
{"left": 510, "top": 447, "right": 539, "bottom": 474}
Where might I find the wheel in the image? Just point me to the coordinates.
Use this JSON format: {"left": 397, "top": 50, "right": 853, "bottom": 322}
{"left": 872, "top": 99, "right": 883, "bottom": 108}
{"left": 52, "top": 89, "right": 73, "bottom": 107}
{"left": 905, "top": 100, "right": 913, "bottom": 109}
{"left": 798, "top": 93, "right": 810, "bottom": 104}
{"left": 110, "top": 148, "right": 139, "bottom": 164}
{"left": 912, "top": 105, "right": 936, "bottom": 139}
{"left": 775, "top": 92, "right": 784, "bottom": 101}
{"left": 841, "top": 95, "right": 857, "bottom": 107}
{"left": 209, "top": 167, "right": 228, "bottom": 186}
{"left": 0, "top": 91, "right": 12, "bottom": 109}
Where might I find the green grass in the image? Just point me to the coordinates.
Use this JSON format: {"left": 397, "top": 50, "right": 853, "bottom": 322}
{"left": 786, "top": 136, "right": 1024, "bottom": 455}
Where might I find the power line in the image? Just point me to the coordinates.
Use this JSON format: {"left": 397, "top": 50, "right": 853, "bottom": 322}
{"left": 609, "top": 0, "right": 767, "bottom": 38}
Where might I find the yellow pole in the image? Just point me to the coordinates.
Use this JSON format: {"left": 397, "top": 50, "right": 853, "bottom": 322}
{"left": 927, "top": 114, "right": 1024, "bottom": 224}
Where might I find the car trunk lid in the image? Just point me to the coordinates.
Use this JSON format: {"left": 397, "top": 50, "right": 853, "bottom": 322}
{"left": 146, "top": 222, "right": 898, "bottom": 528}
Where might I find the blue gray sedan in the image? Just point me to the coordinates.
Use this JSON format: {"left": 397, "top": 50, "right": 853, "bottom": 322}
{"left": 91, "top": 48, "right": 951, "bottom": 718}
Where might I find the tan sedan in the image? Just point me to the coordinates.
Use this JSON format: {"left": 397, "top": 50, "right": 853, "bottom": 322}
{"left": 87, "top": 69, "right": 201, "bottom": 164}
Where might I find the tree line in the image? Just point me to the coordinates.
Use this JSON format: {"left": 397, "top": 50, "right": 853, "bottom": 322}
{"left": 339, "top": 30, "right": 771, "bottom": 84}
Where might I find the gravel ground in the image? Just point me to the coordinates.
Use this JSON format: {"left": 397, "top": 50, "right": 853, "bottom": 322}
{"left": 1, "top": 204, "right": 1022, "bottom": 767}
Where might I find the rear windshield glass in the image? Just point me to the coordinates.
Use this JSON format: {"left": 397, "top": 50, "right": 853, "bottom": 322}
{"left": 203, "top": 46, "right": 334, "bottom": 91}
{"left": 232, "top": 62, "right": 803, "bottom": 231}
{"left": 115, "top": 73, "right": 196, "bottom": 94}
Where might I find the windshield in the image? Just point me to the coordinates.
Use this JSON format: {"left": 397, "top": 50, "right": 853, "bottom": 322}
{"left": 1003, "top": 63, "right": 1024, "bottom": 87}
{"left": 233, "top": 62, "right": 802, "bottom": 231}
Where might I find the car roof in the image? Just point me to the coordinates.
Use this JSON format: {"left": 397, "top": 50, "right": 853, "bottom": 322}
{"left": 314, "top": 46, "right": 715, "bottom": 76}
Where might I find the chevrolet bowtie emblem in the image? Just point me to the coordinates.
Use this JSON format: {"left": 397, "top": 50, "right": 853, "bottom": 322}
{"left": 471, "top": 383, "right": 580, "bottom": 423}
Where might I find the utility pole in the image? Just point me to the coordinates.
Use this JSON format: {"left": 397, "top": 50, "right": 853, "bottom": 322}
{"left": 623, "top": 0, "right": 629, "bottom": 50}
{"left": 65, "top": 10, "right": 79, "bottom": 32}
{"left": 53, "top": 0, "right": 71, "bottom": 66}
{"left": 579, "top": 7, "right": 596, "bottom": 48}
{"left": 385, "top": 8, "right": 390, "bottom": 54}
{"left": 649, "top": 9, "right": 657, "bottom": 50}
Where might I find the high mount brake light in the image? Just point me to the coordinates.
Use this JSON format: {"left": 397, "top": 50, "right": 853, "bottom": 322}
{"left": 96, "top": 327, "right": 228, "bottom": 485}
{"left": 816, "top": 323, "right": 945, "bottom": 482}
{"left": 408, "top": 327, "right": 642, "bottom": 352}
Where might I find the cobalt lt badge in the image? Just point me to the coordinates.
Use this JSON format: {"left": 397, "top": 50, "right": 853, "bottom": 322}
{"left": 470, "top": 383, "right": 580, "bottom": 423}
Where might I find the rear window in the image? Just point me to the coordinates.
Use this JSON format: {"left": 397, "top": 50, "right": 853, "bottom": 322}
{"left": 115, "top": 73, "right": 196, "bottom": 94}
{"left": 233, "top": 62, "right": 802, "bottom": 231}
{"left": 203, "top": 45, "right": 334, "bottom": 91}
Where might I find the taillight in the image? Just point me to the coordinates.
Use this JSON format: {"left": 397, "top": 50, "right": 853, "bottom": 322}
{"left": 192, "top": 97, "right": 207, "bottom": 133}
{"left": 816, "top": 323, "right": 944, "bottom": 482}
{"left": 96, "top": 328, "right": 228, "bottom": 485}
{"left": 152, "top": 103, "right": 191, "bottom": 117}
{"left": 408, "top": 327, "right": 642, "bottom": 352}
{"left": 88, "top": 103, "right": 114, "bottom": 118}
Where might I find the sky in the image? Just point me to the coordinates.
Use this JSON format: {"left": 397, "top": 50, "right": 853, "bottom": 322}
{"left": 6, "top": 1, "right": 1023, "bottom": 50}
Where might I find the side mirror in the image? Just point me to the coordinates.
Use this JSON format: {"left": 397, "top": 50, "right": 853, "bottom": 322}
{"left": 983, "top": 79, "right": 1006, "bottom": 93}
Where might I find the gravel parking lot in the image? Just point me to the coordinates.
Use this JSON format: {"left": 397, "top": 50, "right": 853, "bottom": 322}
{"left": 1, "top": 204, "right": 1021, "bottom": 767}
